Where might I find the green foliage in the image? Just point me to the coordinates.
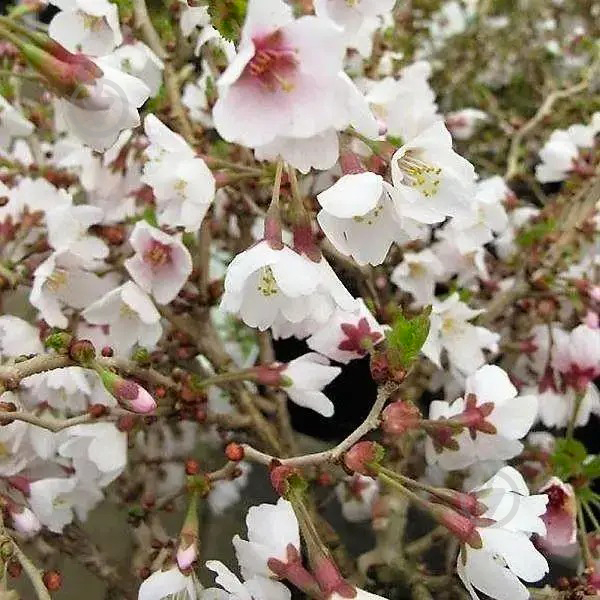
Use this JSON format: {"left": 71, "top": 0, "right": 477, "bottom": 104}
{"left": 207, "top": 0, "right": 248, "bottom": 43}
{"left": 551, "top": 438, "right": 600, "bottom": 483}
{"left": 516, "top": 218, "right": 557, "bottom": 248}
{"left": 142, "top": 207, "right": 159, "bottom": 227}
{"left": 385, "top": 308, "right": 431, "bottom": 368}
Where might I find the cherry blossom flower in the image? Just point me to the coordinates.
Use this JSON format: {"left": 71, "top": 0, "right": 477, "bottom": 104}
{"left": 232, "top": 498, "right": 300, "bottom": 580}
{"left": 205, "top": 560, "right": 291, "bottom": 600}
{"left": 535, "top": 128, "right": 595, "bottom": 183}
{"left": 421, "top": 293, "right": 500, "bottom": 374}
{"left": 56, "top": 57, "right": 150, "bottom": 151}
{"left": 142, "top": 115, "right": 215, "bottom": 231}
{"left": 221, "top": 240, "right": 357, "bottom": 334}
{"left": 82, "top": 281, "right": 162, "bottom": 355}
{"left": 8, "top": 503, "right": 41, "bottom": 538}
{"left": 212, "top": 0, "right": 377, "bottom": 172}
{"left": 45, "top": 204, "right": 108, "bottom": 262}
{"left": 390, "top": 121, "right": 476, "bottom": 224}
{"left": 0, "top": 94, "right": 34, "bottom": 149}
{"left": 335, "top": 475, "right": 379, "bottom": 522}
{"left": 314, "top": 0, "right": 396, "bottom": 34}
{"left": 306, "top": 299, "right": 385, "bottom": 364}
{"left": 103, "top": 41, "right": 164, "bottom": 96}
{"left": 316, "top": 172, "right": 400, "bottom": 265}
{"left": 58, "top": 423, "right": 127, "bottom": 486}
{"left": 282, "top": 353, "right": 341, "bottom": 417}
{"left": 446, "top": 176, "right": 510, "bottom": 254}
{"left": 426, "top": 365, "right": 538, "bottom": 470}
{"left": 457, "top": 466, "right": 549, "bottom": 600}
{"left": 30, "top": 250, "right": 111, "bottom": 329}
{"left": 29, "top": 476, "right": 104, "bottom": 533}
{"left": 22, "top": 366, "right": 92, "bottom": 413}
{"left": 366, "top": 61, "right": 439, "bottom": 140}
{"left": 5, "top": 177, "right": 71, "bottom": 220}
{"left": 391, "top": 249, "right": 445, "bottom": 307}
{"left": 49, "top": 0, "right": 122, "bottom": 56}
{"left": 0, "top": 316, "right": 43, "bottom": 358}
{"left": 125, "top": 221, "right": 193, "bottom": 305}
{"left": 208, "top": 462, "right": 251, "bottom": 515}
{"left": 138, "top": 566, "right": 201, "bottom": 600}
{"left": 536, "top": 477, "right": 578, "bottom": 557}
{"left": 445, "top": 108, "right": 488, "bottom": 140}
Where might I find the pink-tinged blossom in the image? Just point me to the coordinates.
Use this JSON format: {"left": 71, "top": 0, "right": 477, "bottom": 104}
{"left": 221, "top": 240, "right": 357, "bottom": 334}
{"left": 421, "top": 293, "right": 500, "bottom": 375}
{"left": 7, "top": 502, "right": 41, "bottom": 538}
{"left": 49, "top": 0, "right": 122, "bottom": 56}
{"left": 426, "top": 365, "right": 538, "bottom": 470}
{"left": 212, "top": 0, "right": 378, "bottom": 172}
{"left": 316, "top": 172, "right": 400, "bottom": 266}
{"left": 445, "top": 108, "right": 488, "bottom": 140}
{"left": 457, "top": 466, "right": 549, "bottom": 600}
{"left": 282, "top": 353, "right": 341, "bottom": 417}
{"left": 536, "top": 477, "right": 578, "bottom": 558}
{"left": 82, "top": 282, "right": 162, "bottom": 355}
{"left": 306, "top": 300, "right": 385, "bottom": 364}
{"left": 125, "top": 221, "right": 193, "bottom": 305}
{"left": 390, "top": 121, "right": 476, "bottom": 224}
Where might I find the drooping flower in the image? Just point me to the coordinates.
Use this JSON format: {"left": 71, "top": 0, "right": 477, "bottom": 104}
{"left": 390, "top": 121, "right": 476, "bottom": 224}
{"left": 48, "top": 0, "right": 122, "bottom": 56}
{"left": 125, "top": 221, "right": 193, "bottom": 305}
{"left": 316, "top": 171, "right": 400, "bottom": 266}
{"left": 82, "top": 281, "right": 162, "bottom": 355}
{"left": 282, "top": 353, "right": 341, "bottom": 417}
{"left": 56, "top": 57, "right": 150, "bottom": 151}
{"left": 232, "top": 498, "right": 300, "bottom": 580}
{"left": 306, "top": 299, "right": 385, "bottom": 364}
{"left": 335, "top": 474, "right": 379, "bottom": 522}
{"left": 457, "top": 467, "right": 549, "bottom": 600}
{"left": 421, "top": 293, "right": 500, "bottom": 375}
{"left": 536, "top": 477, "right": 578, "bottom": 557}
{"left": 221, "top": 240, "right": 357, "bottom": 334}
{"left": 425, "top": 365, "right": 538, "bottom": 470}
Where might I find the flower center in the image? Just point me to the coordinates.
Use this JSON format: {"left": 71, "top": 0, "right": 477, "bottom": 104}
{"left": 546, "top": 485, "right": 567, "bottom": 510}
{"left": 257, "top": 266, "right": 279, "bottom": 297}
{"left": 352, "top": 203, "right": 383, "bottom": 225}
{"left": 408, "top": 261, "right": 426, "bottom": 277}
{"left": 174, "top": 178, "right": 188, "bottom": 198}
{"left": 143, "top": 240, "right": 172, "bottom": 269}
{"left": 247, "top": 31, "right": 298, "bottom": 92}
{"left": 46, "top": 269, "right": 68, "bottom": 293}
{"left": 81, "top": 13, "right": 106, "bottom": 32}
{"left": 397, "top": 151, "right": 442, "bottom": 197}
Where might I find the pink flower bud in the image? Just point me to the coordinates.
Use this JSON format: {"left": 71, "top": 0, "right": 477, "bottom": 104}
{"left": 431, "top": 505, "right": 482, "bottom": 549}
{"left": 97, "top": 368, "right": 156, "bottom": 414}
{"left": 176, "top": 541, "right": 197, "bottom": 571}
{"left": 382, "top": 400, "right": 421, "bottom": 435}
{"left": 313, "top": 557, "right": 355, "bottom": 599}
{"left": 343, "top": 441, "right": 384, "bottom": 476}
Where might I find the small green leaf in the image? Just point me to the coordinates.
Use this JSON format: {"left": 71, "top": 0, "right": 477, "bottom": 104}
{"left": 385, "top": 308, "right": 431, "bottom": 368}
{"left": 550, "top": 437, "right": 587, "bottom": 479}
{"left": 142, "top": 207, "right": 158, "bottom": 227}
{"left": 583, "top": 455, "right": 600, "bottom": 479}
{"left": 207, "top": 0, "right": 248, "bottom": 42}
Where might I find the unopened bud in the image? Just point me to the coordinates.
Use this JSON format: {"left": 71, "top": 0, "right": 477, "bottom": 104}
{"left": 429, "top": 488, "right": 487, "bottom": 517}
{"left": 97, "top": 368, "right": 156, "bottom": 414}
{"left": 225, "top": 442, "right": 244, "bottom": 462}
{"left": 42, "top": 570, "right": 62, "bottom": 591}
{"left": 8, "top": 504, "right": 41, "bottom": 537}
{"left": 382, "top": 400, "right": 421, "bottom": 435}
{"left": 431, "top": 505, "right": 482, "bottom": 549}
{"left": 343, "top": 441, "right": 384, "bottom": 476}
{"left": 68, "top": 338, "right": 96, "bottom": 365}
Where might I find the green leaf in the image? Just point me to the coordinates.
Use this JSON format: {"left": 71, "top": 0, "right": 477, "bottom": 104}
{"left": 516, "top": 218, "right": 556, "bottom": 248}
{"left": 207, "top": 0, "right": 248, "bottom": 42}
{"left": 550, "top": 437, "right": 587, "bottom": 479}
{"left": 385, "top": 308, "right": 431, "bottom": 368}
{"left": 142, "top": 207, "right": 158, "bottom": 227}
{"left": 583, "top": 455, "right": 600, "bottom": 479}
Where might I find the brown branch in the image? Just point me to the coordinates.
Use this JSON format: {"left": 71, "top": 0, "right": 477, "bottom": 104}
{"left": 242, "top": 381, "right": 398, "bottom": 467}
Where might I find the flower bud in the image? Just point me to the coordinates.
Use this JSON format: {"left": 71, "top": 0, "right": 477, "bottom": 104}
{"left": 312, "top": 557, "right": 355, "bottom": 599}
{"left": 382, "top": 400, "right": 421, "bottom": 435}
{"left": 7, "top": 503, "right": 41, "bottom": 537}
{"left": 343, "top": 441, "right": 384, "bottom": 476}
{"left": 270, "top": 464, "right": 304, "bottom": 497}
{"left": 68, "top": 338, "right": 96, "bottom": 366}
{"left": 431, "top": 505, "right": 482, "bottom": 549}
{"left": 97, "top": 368, "right": 156, "bottom": 414}
{"left": 429, "top": 488, "right": 487, "bottom": 517}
